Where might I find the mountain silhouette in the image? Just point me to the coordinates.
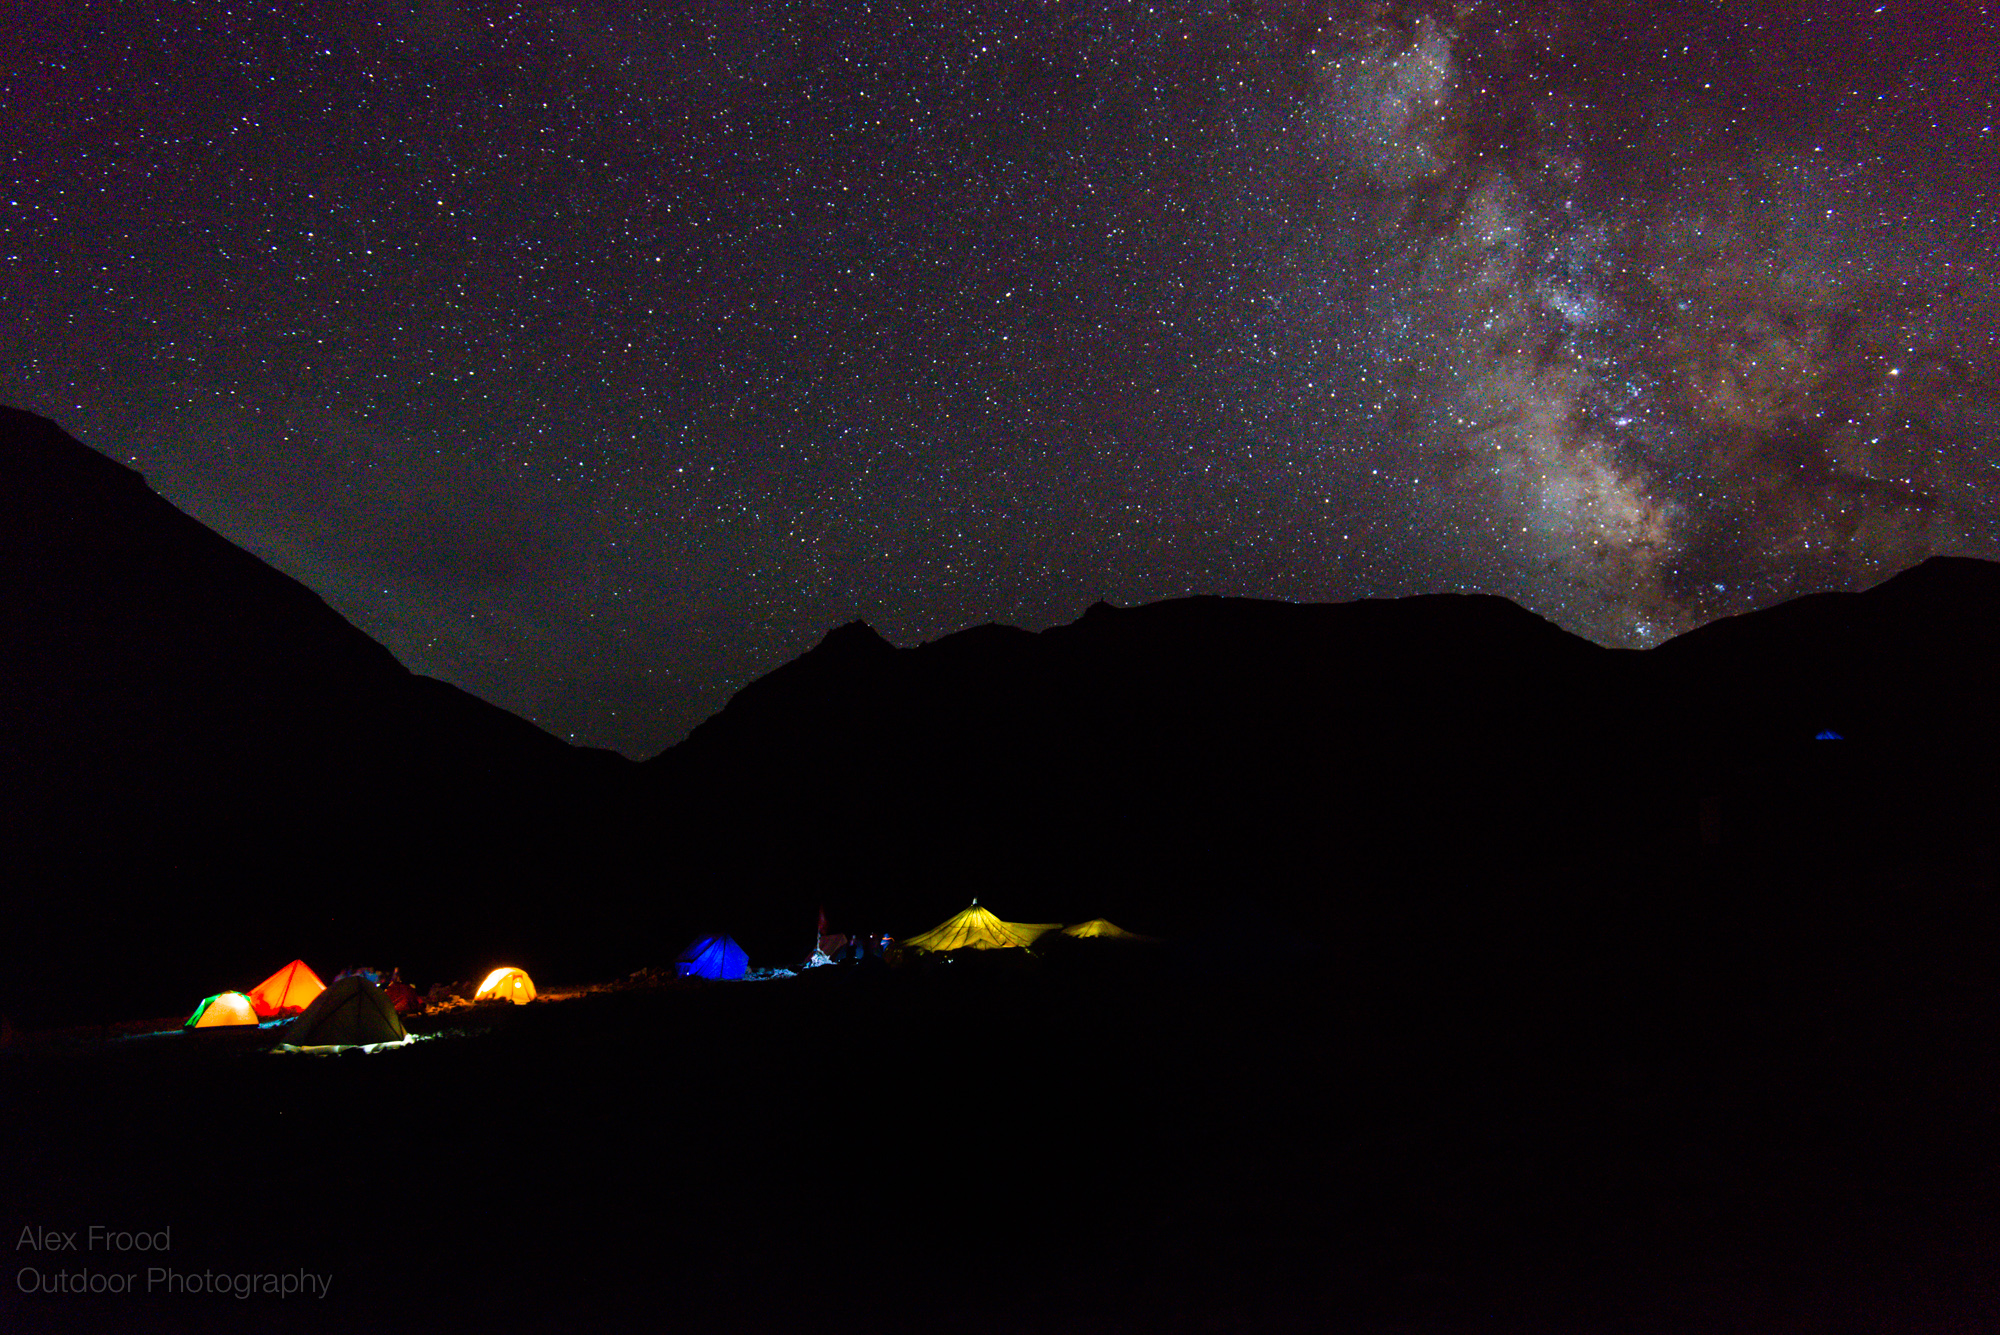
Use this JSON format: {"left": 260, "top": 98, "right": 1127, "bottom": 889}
{"left": 640, "top": 555, "right": 2000, "bottom": 973}
{"left": 7, "top": 406, "right": 1996, "bottom": 1334}
{"left": 6, "top": 404, "right": 1996, "bottom": 1028}
{"left": 0, "top": 407, "right": 631, "bottom": 1024}
{"left": 1650, "top": 555, "right": 2000, "bottom": 755}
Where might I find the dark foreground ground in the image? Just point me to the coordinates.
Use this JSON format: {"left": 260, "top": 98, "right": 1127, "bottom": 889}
{"left": 5, "top": 928, "right": 2000, "bottom": 1335}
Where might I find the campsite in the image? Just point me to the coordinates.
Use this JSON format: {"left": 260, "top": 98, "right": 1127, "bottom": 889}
{"left": 8, "top": 1, "right": 2000, "bottom": 1324}
{"left": 4, "top": 407, "right": 2000, "bottom": 1330}
{"left": 9, "top": 884, "right": 2000, "bottom": 1333}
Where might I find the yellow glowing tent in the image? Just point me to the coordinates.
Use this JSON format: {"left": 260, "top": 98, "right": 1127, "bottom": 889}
{"left": 474, "top": 966, "right": 536, "bottom": 1004}
{"left": 186, "top": 991, "right": 260, "bottom": 1029}
{"left": 1059, "top": 919, "right": 1158, "bottom": 942}
{"left": 902, "top": 901, "right": 1062, "bottom": 952}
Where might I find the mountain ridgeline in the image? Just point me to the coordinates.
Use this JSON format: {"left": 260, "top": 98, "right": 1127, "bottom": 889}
{"left": 644, "top": 559, "right": 2000, "bottom": 968}
{"left": 0, "top": 407, "right": 630, "bottom": 1024}
{"left": 4, "top": 406, "right": 1997, "bottom": 1025}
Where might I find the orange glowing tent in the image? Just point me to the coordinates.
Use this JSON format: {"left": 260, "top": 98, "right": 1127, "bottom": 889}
{"left": 249, "top": 960, "right": 325, "bottom": 1018}
{"left": 186, "top": 991, "right": 260, "bottom": 1029}
{"left": 473, "top": 966, "right": 536, "bottom": 1004}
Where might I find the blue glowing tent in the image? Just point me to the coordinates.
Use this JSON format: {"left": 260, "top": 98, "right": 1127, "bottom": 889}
{"left": 675, "top": 935, "right": 749, "bottom": 980}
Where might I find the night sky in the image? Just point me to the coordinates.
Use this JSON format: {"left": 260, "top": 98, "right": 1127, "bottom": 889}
{"left": 6, "top": 1, "right": 1996, "bottom": 757}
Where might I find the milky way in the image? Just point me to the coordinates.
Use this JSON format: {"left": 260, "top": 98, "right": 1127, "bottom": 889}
{"left": 4, "top": 2, "right": 1995, "bottom": 753}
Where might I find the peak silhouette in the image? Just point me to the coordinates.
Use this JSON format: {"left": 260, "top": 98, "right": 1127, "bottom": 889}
{"left": 0, "top": 408, "right": 628, "bottom": 1024}
{"left": 7, "top": 406, "right": 1997, "bottom": 1037}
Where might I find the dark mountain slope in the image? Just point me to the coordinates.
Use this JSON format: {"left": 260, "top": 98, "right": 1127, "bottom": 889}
{"left": 1637, "top": 555, "right": 2000, "bottom": 860}
{"left": 624, "top": 562, "right": 2000, "bottom": 1325}
{"left": 5, "top": 406, "right": 1996, "bottom": 1332}
{"left": 0, "top": 407, "right": 633, "bottom": 1024}
{"left": 642, "top": 587, "right": 1656, "bottom": 957}
{"left": 637, "top": 556, "right": 1999, "bottom": 988}
{"left": 1648, "top": 556, "right": 2000, "bottom": 746}
{"left": 8, "top": 405, "right": 1995, "bottom": 1034}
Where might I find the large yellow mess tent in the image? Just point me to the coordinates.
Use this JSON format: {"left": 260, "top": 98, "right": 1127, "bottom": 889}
{"left": 902, "top": 901, "right": 1061, "bottom": 952}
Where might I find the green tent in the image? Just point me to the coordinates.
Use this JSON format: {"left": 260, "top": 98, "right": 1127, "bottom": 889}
{"left": 185, "top": 991, "right": 260, "bottom": 1029}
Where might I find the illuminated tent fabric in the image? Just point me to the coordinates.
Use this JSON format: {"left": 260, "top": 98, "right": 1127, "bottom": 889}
{"left": 383, "top": 977, "right": 419, "bottom": 1014}
{"left": 248, "top": 959, "right": 325, "bottom": 1019}
{"left": 675, "top": 935, "right": 749, "bottom": 980}
{"left": 1059, "top": 919, "right": 1158, "bottom": 942}
{"left": 185, "top": 991, "right": 260, "bottom": 1029}
{"left": 474, "top": 966, "right": 536, "bottom": 1004}
{"left": 902, "top": 902, "right": 1061, "bottom": 952}
{"left": 283, "top": 976, "right": 407, "bottom": 1046}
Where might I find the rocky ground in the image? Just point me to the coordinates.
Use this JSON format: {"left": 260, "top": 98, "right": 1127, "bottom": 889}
{"left": 4, "top": 944, "right": 1999, "bottom": 1334}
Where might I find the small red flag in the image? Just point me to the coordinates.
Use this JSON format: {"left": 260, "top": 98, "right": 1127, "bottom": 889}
{"left": 817, "top": 905, "right": 828, "bottom": 936}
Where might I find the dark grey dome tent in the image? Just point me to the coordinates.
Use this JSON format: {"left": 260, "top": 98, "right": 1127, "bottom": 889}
{"left": 282, "top": 975, "right": 408, "bottom": 1046}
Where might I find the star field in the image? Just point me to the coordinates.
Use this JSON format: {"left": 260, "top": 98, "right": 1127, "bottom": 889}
{"left": 5, "top": 1, "right": 1996, "bottom": 755}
